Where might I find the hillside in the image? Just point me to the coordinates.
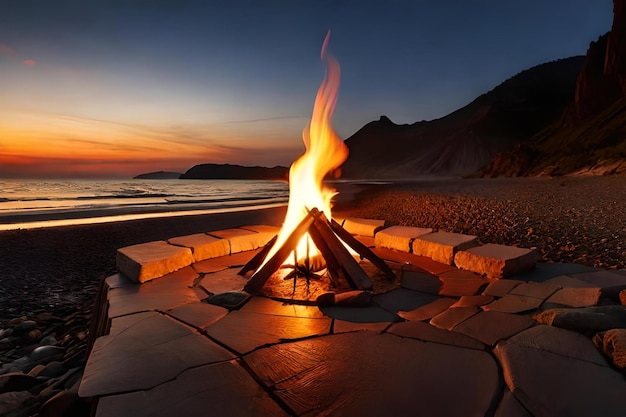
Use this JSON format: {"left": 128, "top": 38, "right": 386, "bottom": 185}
{"left": 180, "top": 163, "right": 288, "bottom": 180}
{"left": 481, "top": 0, "right": 626, "bottom": 177}
{"left": 341, "top": 57, "right": 585, "bottom": 178}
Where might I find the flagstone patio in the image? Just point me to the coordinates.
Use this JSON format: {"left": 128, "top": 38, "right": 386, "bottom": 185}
{"left": 79, "top": 219, "right": 626, "bottom": 417}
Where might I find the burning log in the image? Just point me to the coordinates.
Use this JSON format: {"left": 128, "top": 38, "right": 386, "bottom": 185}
{"left": 241, "top": 208, "right": 395, "bottom": 295}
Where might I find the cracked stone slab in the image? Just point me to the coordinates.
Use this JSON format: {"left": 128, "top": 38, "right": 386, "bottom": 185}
{"left": 244, "top": 332, "right": 499, "bottom": 417}
{"left": 544, "top": 275, "right": 597, "bottom": 288}
{"left": 239, "top": 296, "right": 324, "bottom": 318}
{"left": 508, "top": 281, "right": 560, "bottom": 300}
{"left": 168, "top": 233, "right": 230, "bottom": 262}
{"left": 495, "top": 339, "right": 626, "bottom": 417}
{"left": 371, "top": 247, "right": 452, "bottom": 276}
{"left": 506, "top": 325, "right": 608, "bottom": 365}
{"left": 453, "top": 311, "right": 535, "bottom": 346}
{"left": 116, "top": 241, "right": 194, "bottom": 283}
{"left": 511, "top": 262, "right": 598, "bottom": 282}
{"left": 482, "top": 279, "right": 524, "bottom": 297}
{"left": 388, "top": 321, "right": 485, "bottom": 350}
{"left": 207, "top": 228, "right": 272, "bottom": 254}
{"left": 400, "top": 268, "right": 441, "bottom": 294}
{"left": 533, "top": 306, "right": 626, "bottom": 334}
{"left": 342, "top": 217, "right": 386, "bottom": 237}
{"left": 199, "top": 268, "right": 248, "bottom": 295}
{"left": 79, "top": 312, "right": 234, "bottom": 397}
{"left": 398, "top": 297, "right": 457, "bottom": 321}
{"left": 95, "top": 361, "right": 288, "bottom": 417}
{"left": 319, "top": 305, "right": 399, "bottom": 323}
{"left": 167, "top": 302, "right": 228, "bottom": 330}
{"left": 333, "top": 320, "right": 390, "bottom": 333}
{"left": 205, "top": 311, "right": 331, "bottom": 354}
{"left": 374, "top": 226, "right": 433, "bottom": 252}
{"left": 454, "top": 244, "right": 539, "bottom": 279}
{"left": 372, "top": 288, "right": 438, "bottom": 313}
{"left": 412, "top": 231, "right": 478, "bottom": 265}
{"left": 437, "top": 269, "right": 488, "bottom": 296}
{"left": 481, "top": 294, "right": 543, "bottom": 314}
{"left": 192, "top": 250, "right": 259, "bottom": 273}
{"left": 569, "top": 270, "right": 626, "bottom": 297}
{"left": 451, "top": 295, "right": 494, "bottom": 308}
{"left": 494, "top": 389, "right": 533, "bottom": 417}
{"left": 107, "top": 267, "right": 201, "bottom": 318}
{"left": 430, "top": 306, "right": 481, "bottom": 330}
{"left": 546, "top": 287, "right": 602, "bottom": 307}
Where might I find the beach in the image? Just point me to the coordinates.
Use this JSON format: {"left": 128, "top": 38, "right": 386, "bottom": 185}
{"left": 1, "top": 175, "right": 624, "bottom": 324}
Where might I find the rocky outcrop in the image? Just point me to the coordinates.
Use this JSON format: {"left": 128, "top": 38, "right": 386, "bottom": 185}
{"left": 342, "top": 57, "right": 584, "bottom": 179}
{"left": 133, "top": 171, "right": 182, "bottom": 179}
{"left": 481, "top": 0, "right": 626, "bottom": 177}
{"left": 180, "top": 163, "right": 288, "bottom": 180}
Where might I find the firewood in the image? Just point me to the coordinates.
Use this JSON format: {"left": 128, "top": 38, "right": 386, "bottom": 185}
{"left": 238, "top": 234, "right": 277, "bottom": 276}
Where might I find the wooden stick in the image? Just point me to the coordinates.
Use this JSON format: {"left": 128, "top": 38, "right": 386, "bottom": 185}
{"left": 243, "top": 211, "right": 316, "bottom": 294}
{"left": 330, "top": 218, "right": 396, "bottom": 279}
{"left": 238, "top": 235, "right": 277, "bottom": 276}
{"left": 307, "top": 218, "right": 345, "bottom": 287}
{"left": 311, "top": 211, "right": 372, "bottom": 290}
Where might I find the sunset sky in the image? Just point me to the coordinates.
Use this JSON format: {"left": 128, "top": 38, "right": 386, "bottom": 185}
{"left": 0, "top": 0, "right": 614, "bottom": 178}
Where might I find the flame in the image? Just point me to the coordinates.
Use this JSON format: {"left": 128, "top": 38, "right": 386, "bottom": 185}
{"left": 263, "top": 31, "right": 348, "bottom": 266}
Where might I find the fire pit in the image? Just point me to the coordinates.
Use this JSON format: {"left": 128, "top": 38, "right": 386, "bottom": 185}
{"left": 238, "top": 32, "right": 395, "bottom": 302}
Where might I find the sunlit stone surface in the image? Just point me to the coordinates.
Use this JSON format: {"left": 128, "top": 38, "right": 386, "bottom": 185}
{"left": 116, "top": 241, "right": 194, "bottom": 283}
{"left": 374, "top": 225, "right": 433, "bottom": 252}
{"left": 454, "top": 244, "right": 539, "bottom": 279}
{"left": 412, "top": 231, "right": 478, "bottom": 265}
{"left": 168, "top": 233, "right": 230, "bottom": 262}
{"left": 342, "top": 217, "right": 386, "bottom": 237}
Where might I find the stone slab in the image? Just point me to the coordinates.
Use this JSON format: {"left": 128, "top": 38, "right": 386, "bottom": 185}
{"left": 354, "top": 235, "right": 376, "bottom": 248}
{"left": 244, "top": 332, "right": 499, "bottom": 417}
{"left": 167, "top": 302, "right": 228, "bottom": 330}
{"left": 437, "top": 269, "right": 488, "bottom": 297}
{"left": 116, "top": 241, "right": 194, "bottom": 283}
{"left": 79, "top": 312, "right": 234, "bottom": 397}
{"left": 168, "top": 233, "right": 230, "bottom": 262}
{"left": 105, "top": 273, "right": 135, "bottom": 289}
{"left": 430, "top": 306, "right": 480, "bottom": 330}
{"left": 570, "top": 270, "right": 626, "bottom": 297}
{"left": 374, "top": 226, "right": 433, "bottom": 252}
{"left": 333, "top": 320, "right": 390, "bottom": 334}
{"left": 546, "top": 287, "right": 602, "bottom": 307}
{"left": 453, "top": 311, "right": 535, "bottom": 346}
{"left": 495, "top": 339, "right": 626, "bottom": 417}
{"left": 400, "top": 268, "right": 441, "bottom": 294}
{"left": 451, "top": 295, "right": 494, "bottom": 308}
{"left": 371, "top": 247, "right": 453, "bottom": 276}
{"left": 319, "top": 305, "right": 399, "bottom": 324}
{"left": 372, "top": 288, "right": 438, "bottom": 313}
{"left": 205, "top": 311, "right": 331, "bottom": 354}
{"left": 207, "top": 228, "right": 272, "bottom": 254}
{"left": 95, "top": 361, "right": 288, "bottom": 417}
{"left": 454, "top": 244, "right": 539, "bottom": 279}
{"left": 482, "top": 279, "right": 524, "bottom": 297}
{"left": 388, "top": 321, "right": 485, "bottom": 350}
{"left": 494, "top": 389, "right": 533, "bottom": 417}
{"left": 510, "top": 262, "right": 598, "bottom": 283}
{"left": 507, "top": 325, "right": 607, "bottom": 365}
{"left": 398, "top": 297, "right": 457, "bottom": 321}
{"left": 239, "top": 296, "right": 324, "bottom": 318}
{"left": 199, "top": 268, "right": 248, "bottom": 296}
{"left": 192, "top": 250, "right": 258, "bottom": 274}
{"left": 107, "top": 267, "right": 201, "bottom": 318}
{"left": 411, "top": 231, "right": 478, "bottom": 265}
{"left": 342, "top": 217, "right": 385, "bottom": 237}
{"left": 544, "top": 275, "right": 597, "bottom": 288}
{"left": 482, "top": 294, "right": 543, "bottom": 314}
{"left": 533, "top": 306, "right": 626, "bottom": 334}
{"left": 509, "top": 282, "right": 560, "bottom": 300}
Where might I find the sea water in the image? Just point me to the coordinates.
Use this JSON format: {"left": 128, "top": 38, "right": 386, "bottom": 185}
{"left": 0, "top": 179, "right": 289, "bottom": 230}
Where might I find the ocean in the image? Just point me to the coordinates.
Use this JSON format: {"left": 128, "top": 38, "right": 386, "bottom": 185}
{"left": 0, "top": 179, "right": 289, "bottom": 230}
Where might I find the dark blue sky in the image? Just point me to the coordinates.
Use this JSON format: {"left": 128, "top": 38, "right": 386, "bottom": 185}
{"left": 0, "top": 0, "right": 615, "bottom": 177}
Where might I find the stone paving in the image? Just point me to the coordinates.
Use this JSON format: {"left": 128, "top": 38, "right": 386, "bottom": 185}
{"left": 79, "top": 219, "right": 626, "bottom": 417}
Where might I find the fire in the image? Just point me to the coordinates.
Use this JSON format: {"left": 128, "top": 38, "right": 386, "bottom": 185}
{"left": 263, "top": 31, "right": 348, "bottom": 267}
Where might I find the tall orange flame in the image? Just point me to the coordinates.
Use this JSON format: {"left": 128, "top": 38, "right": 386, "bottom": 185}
{"left": 263, "top": 31, "right": 348, "bottom": 265}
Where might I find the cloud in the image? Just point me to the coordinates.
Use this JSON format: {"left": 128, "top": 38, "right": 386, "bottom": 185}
{"left": 23, "top": 59, "right": 37, "bottom": 66}
{"left": 0, "top": 44, "right": 16, "bottom": 56}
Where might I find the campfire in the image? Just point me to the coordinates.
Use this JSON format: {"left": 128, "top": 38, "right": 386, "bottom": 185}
{"left": 239, "top": 32, "right": 394, "bottom": 300}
